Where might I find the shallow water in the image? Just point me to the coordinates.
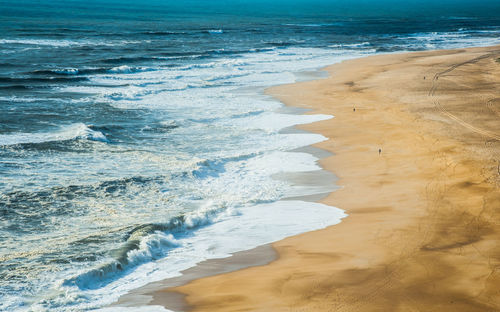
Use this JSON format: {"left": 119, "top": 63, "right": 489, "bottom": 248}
{"left": 0, "top": 0, "right": 499, "bottom": 310}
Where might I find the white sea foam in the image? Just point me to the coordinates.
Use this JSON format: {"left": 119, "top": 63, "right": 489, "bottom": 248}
{"left": 0, "top": 123, "right": 108, "bottom": 146}
{"left": 60, "top": 46, "right": 371, "bottom": 111}
{"left": 394, "top": 31, "right": 500, "bottom": 51}
{"left": 29, "top": 129, "right": 339, "bottom": 309}
{"left": 51, "top": 200, "right": 346, "bottom": 311}
{"left": 53, "top": 68, "right": 79, "bottom": 75}
{"left": 329, "top": 42, "right": 371, "bottom": 48}
{"left": 109, "top": 65, "right": 135, "bottom": 73}
{"left": 14, "top": 48, "right": 357, "bottom": 311}
{"left": 0, "top": 39, "right": 81, "bottom": 47}
{"left": 229, "top": 112, "right": 333, "bottom": 133}
{"left": 0, "top": 38, "right": 141, "bottom": 47}
{"left": 108, "top": 65, "right": 154, "bottom": 74}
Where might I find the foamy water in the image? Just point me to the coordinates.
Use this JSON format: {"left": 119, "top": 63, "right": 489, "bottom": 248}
{"left": 1, "top": 46, "right": 369, "bottom": 311}
{"left": 0, "top": 123, "right": 108, "bottom": 146}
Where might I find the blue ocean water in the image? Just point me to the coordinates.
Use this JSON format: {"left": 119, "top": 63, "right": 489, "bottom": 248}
{"left": 0, "top": 0, "right": 499, "bottom": 310}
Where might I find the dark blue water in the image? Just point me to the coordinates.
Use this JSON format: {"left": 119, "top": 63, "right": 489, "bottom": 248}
{"left": 1, "top": 0, "right": 499, "bottom": 310}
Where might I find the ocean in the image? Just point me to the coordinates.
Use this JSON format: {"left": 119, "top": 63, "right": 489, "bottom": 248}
{"left": 1, "top": 0, "right": 499, "bottom": 310}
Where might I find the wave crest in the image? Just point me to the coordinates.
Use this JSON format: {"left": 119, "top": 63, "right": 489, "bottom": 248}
{"left": 62, "top": 202, "right": 233, "bottom": 290}
{"left": 0, "top": 123, "right": 108, "bottom": 146}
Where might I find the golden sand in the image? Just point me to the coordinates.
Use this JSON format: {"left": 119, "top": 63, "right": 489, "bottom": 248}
{"left": 162, "top": 46, "right": 500, "bottom": 311}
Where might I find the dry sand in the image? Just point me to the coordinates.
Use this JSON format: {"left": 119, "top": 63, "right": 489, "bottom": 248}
{"left": 159, "top": 45, "right": 500, "bottom": 311}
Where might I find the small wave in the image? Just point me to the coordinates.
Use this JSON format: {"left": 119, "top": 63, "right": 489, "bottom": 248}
{"left": 100, "top": 56, "right": 159, "bottom": 64}
{"left": 329, "top": 42, "right": 371, "bottom": 49}
{"left": 0, "top": 96, "right": 40, "bottom": 103}
{"left": 0, "top": 123, "right": 108, "bottom": 146}
{"left": 207, "top": 29, "right": 223, "bottom": 34}
{"left": 107, "top": 65, "right": 153, "bottom": 74}
{"left": 63, "top": 202, "right": 232, "bottom": 290}
{"left": 283, "top": 22, "right": 344, "bottom": 27}
{"left": 108, "top": 65, "right": 137, "bottom": 74}
{"left": 230, "top": 110, "right": 265, "bottom": 119}
{"left": 0, "top": 39, "right": 79, "bottom": 47}
{"left": 64, "top": 231, "right": 180, "bottom": 290}
{"left": 193, "top": 152, "right": 259, "bottom": 178}
{"left": 158, "top": 51, "right": 207, "bottom": 58}
{"left": 188, "top": 110, "right": 264, "bottom": 126}
{"left": 177, "top": 58, "right": 249, "bottom": 71}
{"left": 140, "top": 31, "right": 186, "bottom": 36}
{"left": 32, "top": 68, "right": 104, "bottom": 76}
{"left": 446, "top": 16, "right": 475, "bottom": 20}
{"left": 160, "top": 48, "right": 257, "bottom": 63}
{"left": 53, "top": 68, "right": 79, "bottom": 75}
{"left": 32, "top": 69, "right": 82, "bottom": 76}
{"left": 141, "top": 120, "right": 180, "bottom": 133}
{"left": 0, "top": 38, "right": 139, "bottom": 47}
{"left": 158, "top": 120, "right": 179, "bottom": 129}
{"left": 32, "top": 66, "right": 153, "bottom": 76}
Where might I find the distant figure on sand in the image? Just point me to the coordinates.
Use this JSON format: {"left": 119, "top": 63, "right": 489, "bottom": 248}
{"left": 353, "top": 107, "right": 356, "bottom": 112}
{"left": 379, "top": 148, "right": 381, "bottom": 155}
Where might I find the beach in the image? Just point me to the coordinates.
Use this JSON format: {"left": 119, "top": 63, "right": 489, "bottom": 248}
{"left": 154, "top": 45, "right": 500, "bottom": 311}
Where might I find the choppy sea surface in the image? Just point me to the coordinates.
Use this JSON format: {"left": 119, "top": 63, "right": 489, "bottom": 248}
{"left": 1, "top": 0, "right": 499, "bottom": 310}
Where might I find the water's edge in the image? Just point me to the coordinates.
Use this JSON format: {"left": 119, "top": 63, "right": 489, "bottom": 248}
{"left": 112, "top": 244, "right": 276, "bottom": 311}
{"left": 107, "top": 66, "right": 343, "bottom": 312}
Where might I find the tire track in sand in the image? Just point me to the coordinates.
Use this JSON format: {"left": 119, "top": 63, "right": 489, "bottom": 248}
{"left": 429, "top": 51, "right": 500, "bottom": 141}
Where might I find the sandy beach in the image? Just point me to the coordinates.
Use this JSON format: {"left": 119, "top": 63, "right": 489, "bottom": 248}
{"left": 149, "top": 45, "right": 500, "bottom": 311}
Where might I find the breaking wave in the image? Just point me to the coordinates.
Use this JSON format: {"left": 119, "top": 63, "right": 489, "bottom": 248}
{"left": 0, "top": 123, "right": 108, "bottom": 146}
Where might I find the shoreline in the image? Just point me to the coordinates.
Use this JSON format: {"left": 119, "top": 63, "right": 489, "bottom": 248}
{"left": 110, "top": 79, "right": 344, "bottom": 310}
{"left": 111, "top": 244, "right": 277, "bottom": 311}
{"left": 160, "top": 45, "right": 500, "bottom": 311}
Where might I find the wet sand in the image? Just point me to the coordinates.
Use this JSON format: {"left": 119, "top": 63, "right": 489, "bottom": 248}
{"left": 113, "top": 244, "right": 277, "bottom": 311}
{"left": 159, "top": 45, "right": 500, "bottom": 311}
